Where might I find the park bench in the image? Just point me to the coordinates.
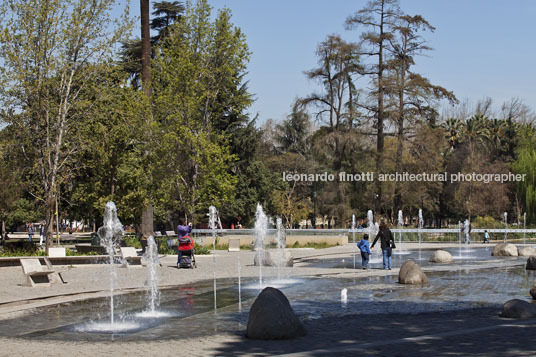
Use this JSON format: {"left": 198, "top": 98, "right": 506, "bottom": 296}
{"left": 154, "top": 231, "right": 162, "bottom": 237}
{"left": 165, "top": 231, "right": 176, "bottom": 237}
{"left": 120, "top": 247, "right": 142, "bottom": 267}
{"left": 20, "top": 258, "right": 55, "bottom": 287}
{"left": 228, "top": 238, "right": 241, "bottom": 252}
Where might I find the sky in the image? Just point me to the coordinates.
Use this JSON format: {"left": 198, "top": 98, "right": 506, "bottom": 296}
{"left": 125, "top": 0, "right": 536, "bottom": 124}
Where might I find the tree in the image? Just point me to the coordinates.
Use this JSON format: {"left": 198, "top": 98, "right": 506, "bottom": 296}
{"left": 386, "top": 14, "right": 456, "bottom": 214}
{"left": 152, "top": 0, "right": 249, "bottom": 223}
{"left": 346, "top": 0, "right": 400, "bottom": 213}
{"left": 0, "top": 0, "right": 131, "bottom": 251}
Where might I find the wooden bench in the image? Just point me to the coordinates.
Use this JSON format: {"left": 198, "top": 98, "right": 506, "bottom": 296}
{"left": 20, "top": 258, "right": 55, "bottom": 287}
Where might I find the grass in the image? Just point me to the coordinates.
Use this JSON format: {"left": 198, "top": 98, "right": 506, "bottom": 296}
{"left": 290, "top": 241, "right": 338, "bottom": 249}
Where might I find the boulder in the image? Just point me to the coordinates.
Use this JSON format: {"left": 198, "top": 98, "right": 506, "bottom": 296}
{"left": 530, "top": 287, "right": 536, "bottom": 299}
{"left": 254, "top": 250, "right": 274, "bottom": 267}
{"left": 254, "top": 250, "right": 294, "bottom": 267}
{"left": 246, "top": 287, "right": 306, "bottom": 340}
{"left": 270, "top": 249, "right": 294, "bottom": 267}
{"left": 492, "top": 244, "right": 518, "bottom": 257}
{"left": 518, "top": 247, "right": 536, "bottom": 257}
{"left": 429, "top": 250, "right": 453, "bottom": 263}
{"left": 398, "top": 260, "right": 428, "bottom": 284}
{"left": 526, "top": 257, "right": 536, "bottom": 270}
{"left": 500, "top": 299, "right": 536, "bottom": 318}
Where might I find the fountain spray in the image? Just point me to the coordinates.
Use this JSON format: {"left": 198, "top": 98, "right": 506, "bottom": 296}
{"left": 254, "top": 204, "right": 268, "bottom": 289}
{"left": 97, "top": 202, "right": 124, "bottom": 326}
{"left": 209, "top": 206, "right": 218, "bottom": 313}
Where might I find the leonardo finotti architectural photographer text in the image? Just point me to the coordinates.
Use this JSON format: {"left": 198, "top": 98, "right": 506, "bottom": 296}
{"left": 282, "top": 171, "right": 526, "bottom": 184}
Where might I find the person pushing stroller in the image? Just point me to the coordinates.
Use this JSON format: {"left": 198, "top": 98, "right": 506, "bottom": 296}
{"left": 176, "top": 221, "right": 196, "bottom": 268}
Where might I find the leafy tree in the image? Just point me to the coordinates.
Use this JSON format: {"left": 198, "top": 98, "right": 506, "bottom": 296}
{"left": 151, "top": 0, "right": 249, "bottom": 224}
{"left": 0, "top": 0, "right": 131, "bottom": 251}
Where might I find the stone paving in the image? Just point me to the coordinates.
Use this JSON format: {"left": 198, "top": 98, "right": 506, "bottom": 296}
{"left": 0, "top": 242, "right": 534, "bottom": 356}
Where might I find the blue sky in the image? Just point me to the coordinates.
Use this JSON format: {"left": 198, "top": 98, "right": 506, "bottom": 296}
{"left": 126, "top": 0, "right": 536, "bottom": 123}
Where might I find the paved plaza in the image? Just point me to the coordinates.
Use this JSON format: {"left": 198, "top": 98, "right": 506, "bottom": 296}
{"left": 0, "top": 243, "right": 535, "bottom": 356}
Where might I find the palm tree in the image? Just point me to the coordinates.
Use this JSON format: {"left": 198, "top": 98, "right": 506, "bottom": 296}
{"left": 442, "top": 117, "right": 464, "bottom": 150}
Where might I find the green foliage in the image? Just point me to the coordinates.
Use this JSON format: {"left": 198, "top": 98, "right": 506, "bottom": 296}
{"left": 194, "top": 245, "right": 211, "bottom": 255}
{"left": 473, "top": 216, "right": 504, "bottom": 229}
{"left": 290, "top": 241, "right": 338, "bottom": 249}
{"left": 123, "top": 235, "right": 142, "bottom": 249}
{"left": 0, "top": 249, "right": 46, "bottom": 257}
{"left": 512, "top": 128, "right": 536, "bottom": 222}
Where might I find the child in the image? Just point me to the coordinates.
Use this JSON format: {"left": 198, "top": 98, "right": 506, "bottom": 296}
{"left": 357, "top": 234, "right": 371, "bottom": 269}
{"left": 483, "top": 230, "right": 490, "bottom": 243}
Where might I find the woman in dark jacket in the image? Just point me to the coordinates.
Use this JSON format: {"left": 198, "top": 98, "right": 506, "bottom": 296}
{"left": 371, "top": 221, "right": 395, "bottom": 270}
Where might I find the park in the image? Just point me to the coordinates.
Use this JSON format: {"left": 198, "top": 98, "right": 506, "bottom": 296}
{"left": 1, "top": 0, "right": 536, "bottom": 356}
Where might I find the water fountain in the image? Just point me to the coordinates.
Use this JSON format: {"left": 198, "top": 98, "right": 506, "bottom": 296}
{"left": 351, "top": 214, "right": 356, "bottom": 269}
{"left": 209, "top": 206, "right": 218, "bottom": 313}
{"left": 238, "top": 256, "right": 242, "bottom": 312}
{"left": 524, "top": 212, "right": 527, "bottom": 245}
{"left": 504, "top": 212, "right": 508, "bottom": 243}
{"left": 78, "top": 202, "right": 140, "bottom": 332}
{"left": 341, "top": 288, "right": 348, "bottom": 306}
{"left": 139, "top": 236, "right": 161, "bottom": 316}
{"left": 367, "top": 210, "right": 382, "bottom": 264}
{"left": 275, "top": 217, "right": 286, "bottom": 280}
{"left": 417, "top": 209, "right": 423, "bottom": 261}
{"left": 254, "top": 204, "right": 268, "bottom": 289}
{"left": 394, "top": 210, "right": 410, "bottom": 255}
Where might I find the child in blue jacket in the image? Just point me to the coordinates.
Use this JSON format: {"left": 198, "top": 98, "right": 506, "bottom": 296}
{"left": 357, "top": 234, "right": 371, "bottom": 269}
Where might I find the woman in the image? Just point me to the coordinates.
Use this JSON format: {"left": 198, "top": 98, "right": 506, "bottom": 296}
{"left": 371, "top": 220, "right": 395, "bottom": 270}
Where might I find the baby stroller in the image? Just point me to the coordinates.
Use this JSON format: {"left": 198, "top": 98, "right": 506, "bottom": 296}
{"left": 177, "top": 235, "right": 197, "bottom": 269}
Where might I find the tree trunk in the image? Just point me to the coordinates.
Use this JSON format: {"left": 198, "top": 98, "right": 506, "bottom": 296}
{"left": 140, "top": 0, "right": 152, "bottom": 98}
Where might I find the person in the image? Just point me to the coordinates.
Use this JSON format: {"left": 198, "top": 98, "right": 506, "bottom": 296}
{"left": 483, "top": 230, "right": 490, "bottom": 243}
{"left": 177, "top": 232, "right": 194, "bottom": 267}
{"left": 371, "top": 221, "right": 395, "bottom": 270}
{"left": 39, "top": 221, "right": 46, "bottom": 246}
{"left": 357, "top": 234, "right": 371, "bottom": 269}
{"left": 27, "top": 223, "right": 34, "bottom": 243}
{"left": 176, "top": 220, "right": 192, "bottom": 265}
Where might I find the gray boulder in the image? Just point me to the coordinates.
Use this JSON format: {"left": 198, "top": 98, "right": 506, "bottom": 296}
{"left": 270, "top": 249, "right": 294, "bottom": 267}
{"left": 254, "top": 251, "right": 274, "bottom": 267}
{"left": 254, "top": 250, "right": 294, "bottom": 267}
{"left": 526, "top": 257, "right": 536, "bottom": 270}
{"left": 492, "top": 244, "right": 518, "bottom": 257}
{"left": 429, "top": 250, "right": 453, "bottom": 263}
{"left": 399, "top": 260, "right": 428, "bottom": 284}
{"left": 246, "top": 287, "right": 306, "bottom": 340}
{"left": 530, "top": 287, "right": 536, "bottom": 299}
{"left": 500, "top": 299, "right": 536, "bottom": 318}
{"left": 518, "top": 247, "right": 536, "bottom": 257}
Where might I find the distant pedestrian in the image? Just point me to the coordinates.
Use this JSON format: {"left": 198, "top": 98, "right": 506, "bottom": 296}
{"left": 27, "top": 223, "right": 34, "bottom": 243}
{"left": 39, "top": 221, "right": 46, "bottom": 246}
{"left": 483, "top": 230, "right": 490, "bottom": 244}
{"left": 371, "top": 221, "right": 396, "bottom": 270}
{"left": 357, "top": 234, "right": 371, "bottom": 269}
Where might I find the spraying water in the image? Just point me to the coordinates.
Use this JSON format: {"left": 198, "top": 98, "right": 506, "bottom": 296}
{"left": 341, "top": 288, "right": 348, "bottom": 306}
{"left": 524, "top": 212, "right": 527, "bottom": 245}
{"left": 238, "top": 256, "right": 242, "bottom": 312}
{"left": 367, "top": 210, "right": 382, "bottom": 264}
{"left": 254, "top": 204, "right": 268, "bottom": 289}
{"left": 504, "top": 212, "right": 508, "bottom": 243}
{"left": 209, "top": 206, "right": 218, "bottom": 313}
{"left": 275, "top": 217, "right": 286, "bottom": 280}
{"left": 352, "top": 214, "right": 356, "bottom": 269}
{"left": 144, "top": 236, "right": 160, "bottom": 314}
{"left": 97, "top": 202, "right": 124, "bottom": 326}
